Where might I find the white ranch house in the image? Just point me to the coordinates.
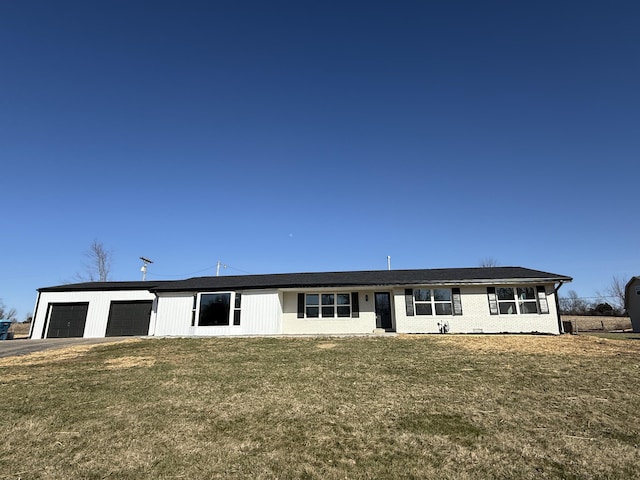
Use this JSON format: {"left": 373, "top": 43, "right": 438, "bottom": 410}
{"left": 29, "top": 267, "right": 572, "bottom": 339}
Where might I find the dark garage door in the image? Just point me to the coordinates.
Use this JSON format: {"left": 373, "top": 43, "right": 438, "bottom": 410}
{"left": 46, "top": 303, "right": 89, "bottom": 338}
{"left": 105, "top": 301, "right": 152, "bottom": 337}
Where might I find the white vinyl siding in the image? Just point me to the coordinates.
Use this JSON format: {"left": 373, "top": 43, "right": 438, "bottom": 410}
{"left": 32, "top": 290, "right": 156, "bottom": 339}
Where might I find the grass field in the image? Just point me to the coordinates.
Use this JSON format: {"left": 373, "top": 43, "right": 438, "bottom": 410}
{"left": 2, "top": 335, "right": 640, "bottom": 479}
{"left": 562, "top": 315, "right": 632, "bottom": 333}
{"left": 7, "top": 322, "right": 31, "bottom": 339}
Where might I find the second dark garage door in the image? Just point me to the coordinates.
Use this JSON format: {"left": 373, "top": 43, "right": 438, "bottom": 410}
{"left": 105, "top": 301, "right": 152, "bottom": 337}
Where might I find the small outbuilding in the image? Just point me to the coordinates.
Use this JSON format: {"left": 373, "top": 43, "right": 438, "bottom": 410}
{"left": 624, "top": 276, "right": 640, "bottom": 332}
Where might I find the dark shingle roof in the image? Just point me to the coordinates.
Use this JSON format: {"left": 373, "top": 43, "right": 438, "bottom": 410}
{"left": 38, "top": 267, "right": 571, "bottom": 293}
{"left": 38, "top": 280, "right": 174, "bottom": 292}
{"left": 151, "top": 267, "right": 571, "bottom": 292}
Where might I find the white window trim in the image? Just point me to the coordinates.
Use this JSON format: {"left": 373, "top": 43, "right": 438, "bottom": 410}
{"left": 194, "top": 291, "right": 241, "bottom": 327}
{"left": 304, "top": 292, "right": 352, "bottom": 319}
{"left": 413, "top": 288, "right": 454, "bottom": 316}
{"left": 495, "top": 287, "right": 539, "bottom": 315}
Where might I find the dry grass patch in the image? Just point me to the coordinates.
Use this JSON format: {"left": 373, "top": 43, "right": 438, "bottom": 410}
{"left": 0, "top": 344, "right": 99, "bottom": 367}
{"left": 428, "top": 333, "right": 640, "bottom": 356}
{"left": 0, "top": 339, "right": 141, "bottom": 367}
{"left": 103, "top": 355, "right": 156, "bottom": 369}
{"left": 8, "top": 322, "right": 31, "bottom": 339}
{"left": 563, "top": 315, "right": 632, "bottom": 332}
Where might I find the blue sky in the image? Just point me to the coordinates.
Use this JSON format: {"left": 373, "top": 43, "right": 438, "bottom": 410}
{"left": 1, "top": 0, "right": 638, "bottom": 319}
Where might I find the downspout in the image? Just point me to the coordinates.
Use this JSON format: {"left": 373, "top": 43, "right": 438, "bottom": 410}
{"left": 149, "top": 292, "right": 159, "bottom": 337}
{"left": 553, "top": 281, "right": 565, "bottom": 334}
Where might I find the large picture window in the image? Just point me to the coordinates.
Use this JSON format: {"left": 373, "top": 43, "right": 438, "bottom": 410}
{"left": 197, "top": 292, "right": 242, "bottom": 326}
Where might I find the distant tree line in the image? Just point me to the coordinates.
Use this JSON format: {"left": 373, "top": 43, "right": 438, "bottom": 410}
{"left": 559, "top": 287, "right": 626, "bottom": 317}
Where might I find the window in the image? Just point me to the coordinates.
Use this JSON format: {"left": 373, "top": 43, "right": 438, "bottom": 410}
{"left": 300, "top": 292, "right": 355, "bottom": 318}
{"left": 497, "top": 288, "right": 517, "bottom": 314}
{"left": 197, "top": 292, "right": 242, "bottom": 326}
{"left": 412, "top": 289, "right": 456, "bottom": 316}
{"left": 517, "top": 287, "right": 538, "bottom": 314}
{"left": 306, "top": 294, "right": 319, "bottom": 318}
{"left": 414, "top": 289, "right": 432, "bottom": 315}
{"left": 488, "top": 286, "right": 546, "bottom": 315}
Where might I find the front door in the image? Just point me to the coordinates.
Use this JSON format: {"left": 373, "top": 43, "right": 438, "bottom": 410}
{"left": 375, "top": 292, "right": 393, "bottom": 330}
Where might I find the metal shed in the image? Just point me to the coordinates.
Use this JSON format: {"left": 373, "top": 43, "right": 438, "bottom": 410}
{"left": 624, "top": 276, "right": 640, "bottom": 332}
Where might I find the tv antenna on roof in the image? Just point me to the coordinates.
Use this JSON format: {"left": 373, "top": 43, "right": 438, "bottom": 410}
{"left": 140, "top": 257, "right": 154, "bottom": 281}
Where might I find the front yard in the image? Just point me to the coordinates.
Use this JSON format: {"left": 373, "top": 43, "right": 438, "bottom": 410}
{"left": 1, "top": 334, "right": 639, "bottom": 479}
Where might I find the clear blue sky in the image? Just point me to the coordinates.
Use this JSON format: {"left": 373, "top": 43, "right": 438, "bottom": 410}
{"left": 1, "top": 0, "right": 638, "bottom": 320}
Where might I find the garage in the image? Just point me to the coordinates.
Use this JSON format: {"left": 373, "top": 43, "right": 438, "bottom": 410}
{"left": 105, "top": 300, "right": 153, "bottom": 336}
{"left": 46, "top": 303, "right": 89, "bottom": 338}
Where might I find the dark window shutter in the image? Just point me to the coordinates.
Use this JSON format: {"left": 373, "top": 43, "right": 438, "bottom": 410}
{"left": 452, "top": 288, "right": 463, "bottom": 315}
{"left": 351, "top": 292, "right": 360, "bottom": 318}
{"left": 487, "top": 287, "right": 498, "bottom": 315}
{"left": 405, "top": 289, "right": 414, "bottom": 316}
{"left": 536, "top": 286, "right": 549, "bottom": 314}
{"left": 191, "top": 295, "right": 198, "bottom": 326}
{"left": 297, "top": 293, "right": 305, "bottom": 318}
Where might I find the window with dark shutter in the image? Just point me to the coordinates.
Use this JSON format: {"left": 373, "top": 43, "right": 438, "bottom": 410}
{"left": 536, "top": 286, "right": 549, "bottom": 314}
{"left": 452, "top": 288, "right": 463, "bottom": 315}
{"left": 405, "top": 289, "right": 414, "bottom": 316}
{"left": 351, "top": 292, "right": 359, "bottom": 318}
{"left": 487, "top": 287, "right": 498, "bottom": 315}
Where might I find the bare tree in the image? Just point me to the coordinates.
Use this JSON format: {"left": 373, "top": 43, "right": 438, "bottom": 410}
{"left": 598, "top": 275, "right": 627, "bottom": 313}
{"left": 479, "top": 258, "right": 499, "bottom": 268}
{"left": 559, "top": 290, "right": 590, "bottom": 315}
{"left": 0, "top": 299, "right": 17, "bottom": 322}
{"left": 77, "top": 240, "right": 113, "bottom": 282}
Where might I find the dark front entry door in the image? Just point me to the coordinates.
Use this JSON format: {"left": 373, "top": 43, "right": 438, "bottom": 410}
{"left": 375, "top": 292, "right": 393, "bottom": 330}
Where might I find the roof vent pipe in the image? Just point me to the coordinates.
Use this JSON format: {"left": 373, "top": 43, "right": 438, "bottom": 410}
{"left": 387, "top": 256, "right": 391, "bottom": 271}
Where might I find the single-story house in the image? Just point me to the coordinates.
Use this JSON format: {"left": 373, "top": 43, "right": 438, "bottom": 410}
{"left": 624, "top": 276, "right": 640, "bottom": 332}
{"left": 29, "top": 266, "right": 572, "bottom": 339}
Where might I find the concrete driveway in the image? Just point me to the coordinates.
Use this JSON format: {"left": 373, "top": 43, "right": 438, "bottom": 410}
{"left": 0, "top": 337, "right": 136, "bottom": 358}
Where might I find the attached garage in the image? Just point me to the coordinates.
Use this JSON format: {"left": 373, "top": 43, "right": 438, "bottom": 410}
{"left": 105, "top": 301, "right": 153, "bottom": 336}
{"left": 31, "top": 282, "right": 160, "bottom": 339}
{"left": 46, "top": 303, "right": 89, "bottom": 338}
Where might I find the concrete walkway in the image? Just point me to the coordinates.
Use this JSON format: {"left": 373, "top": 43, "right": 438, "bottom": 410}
{"left": 0, "top": 337, "right": 134, "bottom": 358}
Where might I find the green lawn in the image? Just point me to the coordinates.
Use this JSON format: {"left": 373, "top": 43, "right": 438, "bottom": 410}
{"left": 2, "top": 335, "right": 640, "bottom": 479}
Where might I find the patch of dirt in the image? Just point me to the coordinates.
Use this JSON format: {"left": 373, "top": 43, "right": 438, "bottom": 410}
{"left": 425, "top": 334, "right": 640, "bottom": 356}
{"left": 104, "top": 356, "right": 156, "bottom": 369}
{"left": 0, "top": 345, "right": 99, "bottom": 366}
{"left": 317, "top": 343, "right": 337, "bottom": 349}
{"left": 0, "top": 339, "right": 141, "bottom": 366}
